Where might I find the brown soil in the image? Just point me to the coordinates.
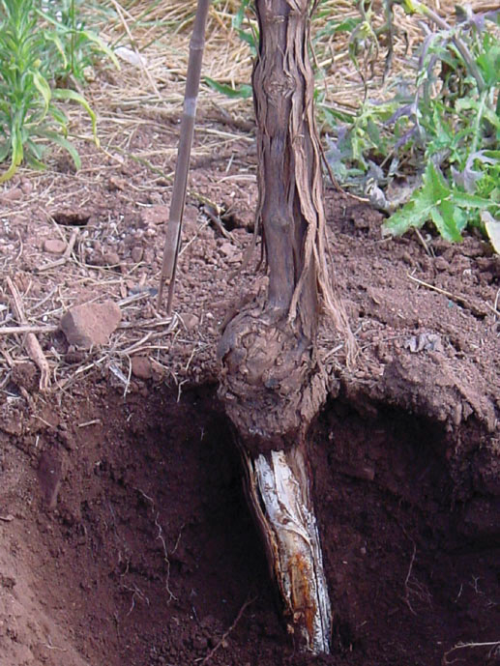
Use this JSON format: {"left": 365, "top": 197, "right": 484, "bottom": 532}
{"left": 1, "top": 111, "right": 499, "bottom": 666}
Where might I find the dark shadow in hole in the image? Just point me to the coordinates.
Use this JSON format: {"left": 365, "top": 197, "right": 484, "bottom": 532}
{"left": 52, "top": 211, "right": 90, "bottom": 226}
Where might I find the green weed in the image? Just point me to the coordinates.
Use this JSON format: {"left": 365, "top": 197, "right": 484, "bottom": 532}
{"left": 322, "top": 1, "right": 500, "bottom": 244}
{"left": 40, "top": 0, "right": 118, "bottom": 84}
{"left": 0, "top": 0, "right": 117, "bottom": 183}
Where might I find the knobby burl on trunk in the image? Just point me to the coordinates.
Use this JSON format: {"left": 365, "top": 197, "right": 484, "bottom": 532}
{"left": 218, "top": 0, "right": 336, "bottom": 456}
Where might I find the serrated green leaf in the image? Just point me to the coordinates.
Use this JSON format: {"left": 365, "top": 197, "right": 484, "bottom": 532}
{"left": 433, "top": 200, "right": 462, "bottom": 242}
{"left": 385, "top": 162, "right": 450, "bottom": 236}
{"left": 427, "top": 161, "right": 451, "bottom": 201}
{"left": 320, "top": 106, "right": 354, "bottom": 125}
{"left": 453, "top": 206, "right": 468, "bottom": 233}
{"left": 451, "top": 190, "right": 499, "bottom": 209}
{"left": 383, "top": 198, "right": 427, "bottom": 235}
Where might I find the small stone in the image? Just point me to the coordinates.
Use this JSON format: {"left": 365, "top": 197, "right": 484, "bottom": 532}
{"left": 228, "top": 252, "right": 242, "bottom": 264}
{"left": 88, "top": 249, "right": 120, "bottom": 267}
{"left": 0, "top": 186, "right": 22, "bottom": 203}
{"left": 0, "top": 408, "right": 23, "bottom": 436}
{"left": 131, "top": 246, "right": 143, "bottom": 263}
{"left": 131, "top": 356, "right": 152, "bottom": 380}
{"left": 43, "top": 239, "right": 67, "bottom": 255}
{"left": 148, "top": 192, "right": 163, "bottom": 205}
{"left": 64, "top": 350, "right": 86, "bottom": 364}
{"left": 434, "top": 256, "right": 448, "bottom": 272}
{"left": 182, "top": 314, "right": 200, "bottom": 331}
{"left": 141, "top": 205, "right": 169, "bottom": 227}
{"left": 11, "top": 361, "right": 38, "bottom": 392}
{"left": 37, "top": 448, "right": 66, "bottom": 510}
{"left": 107, "top": 176, "right": 127, "bottom": 191}
{"left": 20, "top": 179, "right": 33, "bottom": 195}
{"left": 60, "top": 300, "right": 121, "bottom": 348}
{"left": 52, "top": 209, "right": 90, "bottom": 226}
{"left": 101, "top": 250, "right": 120, "bottom": 266}
{"left": 183, "top": 205, "right": 199, "bottom": 230}
{"left": 219, "top": 241, "right": 236, "bottom": 257}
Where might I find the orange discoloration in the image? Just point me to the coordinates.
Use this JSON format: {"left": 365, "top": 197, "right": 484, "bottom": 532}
{"left": 288, "top": 552, "right": 317, "bottom": 643}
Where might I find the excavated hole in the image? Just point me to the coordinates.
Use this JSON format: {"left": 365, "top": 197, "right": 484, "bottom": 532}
{"left": 2, "top": 384, "right": 499, "bottom": 666}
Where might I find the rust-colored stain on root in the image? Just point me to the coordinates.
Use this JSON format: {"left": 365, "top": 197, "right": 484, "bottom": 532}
{"left": 288, "top": 552, "right": 317, "bottom": 642}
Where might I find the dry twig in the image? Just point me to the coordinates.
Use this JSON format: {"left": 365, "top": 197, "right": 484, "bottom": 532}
{"left": 37, "top": 229, "right": 79, "bottom": 273}
{"left": 6, "top": 277, "right": 51, "bottom": 391}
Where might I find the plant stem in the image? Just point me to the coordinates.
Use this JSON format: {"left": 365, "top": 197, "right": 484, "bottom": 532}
{"left": 412, "top": 0, "right": 486, "bottom": 92}
{"left": 471, "top": 89, "right": 488, "bottom": 155}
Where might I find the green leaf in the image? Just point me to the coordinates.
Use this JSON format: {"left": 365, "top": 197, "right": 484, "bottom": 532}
{"left": 384, "top": 162, "right": 449, "bottom": 236}
{"left": 0, "top": 141, "right": 10, "bottom": 162}
{"left": 39, "top": 130, "right": 81, "bottom": 170}
{"left": 44, "top": 33, "right": 68, "bottom": 69}
{"left": 51, "top": 88, "right": 98, "bottom": 142}
{"left": 450, "top": 190, "right": 499, "bottom": 209}
{"left": 384, "top": 159, "right": 499, "bottom": 240}
{"left": 50, "top": 105, "right": 69, "bottom": 130}
{"left": 0, "top": 124, "right": 23, "bottom": 183}
{"left": 476, "top": 37, "right": 500, "bottom": 87}
{"left": 32, "top": 70, "right": 52, "bottom": 120}
{"left": 204, "top": 77, "right": 253, "bottom": 100}
{"left": 431, "top": 201, "right": 462, "bottom": 242}
{"left": 426, "top": 160, "right": 451, "bottom": 201}
{"left": 320, "top": 105, "right": 354, "bottom": 125}
{"left": 383, "top": 198, "right": 427, "bottom": 236}
{"left": 81, "top": 31, "right": 120, "bottom": 69}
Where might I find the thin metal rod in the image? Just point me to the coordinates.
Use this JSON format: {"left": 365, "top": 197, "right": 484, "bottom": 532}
{"left": 157, "top": 0, "right": 211, "bottom": 312}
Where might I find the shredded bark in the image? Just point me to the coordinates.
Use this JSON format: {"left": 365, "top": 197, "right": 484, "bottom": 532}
{"left": 218, "top": 0, "right": 353, "bottom": 450}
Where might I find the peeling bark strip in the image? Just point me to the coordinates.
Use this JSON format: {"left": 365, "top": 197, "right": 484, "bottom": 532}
{"left": 218, "top": 0, "right": 331, "bottom": 452}
{"left": 253, "top": 0, "right": 329, "bottom": 332}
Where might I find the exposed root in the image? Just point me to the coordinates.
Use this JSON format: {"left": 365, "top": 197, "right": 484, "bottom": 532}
{"left": 243, "top": 446, "right": 332, "bottom": 654}
{"left": 442, "top": 640, "right": 500, "bottom": 665}
{"left": 136, "top": 488, "right": 177, "bottom": 603}
{"left": 197, "top": 596, "right": 256, "bottom": 665}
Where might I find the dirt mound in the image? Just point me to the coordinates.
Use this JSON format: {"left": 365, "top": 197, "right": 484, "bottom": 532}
{"left": 0, "top": 380, "right": 499, "bottom": 666}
